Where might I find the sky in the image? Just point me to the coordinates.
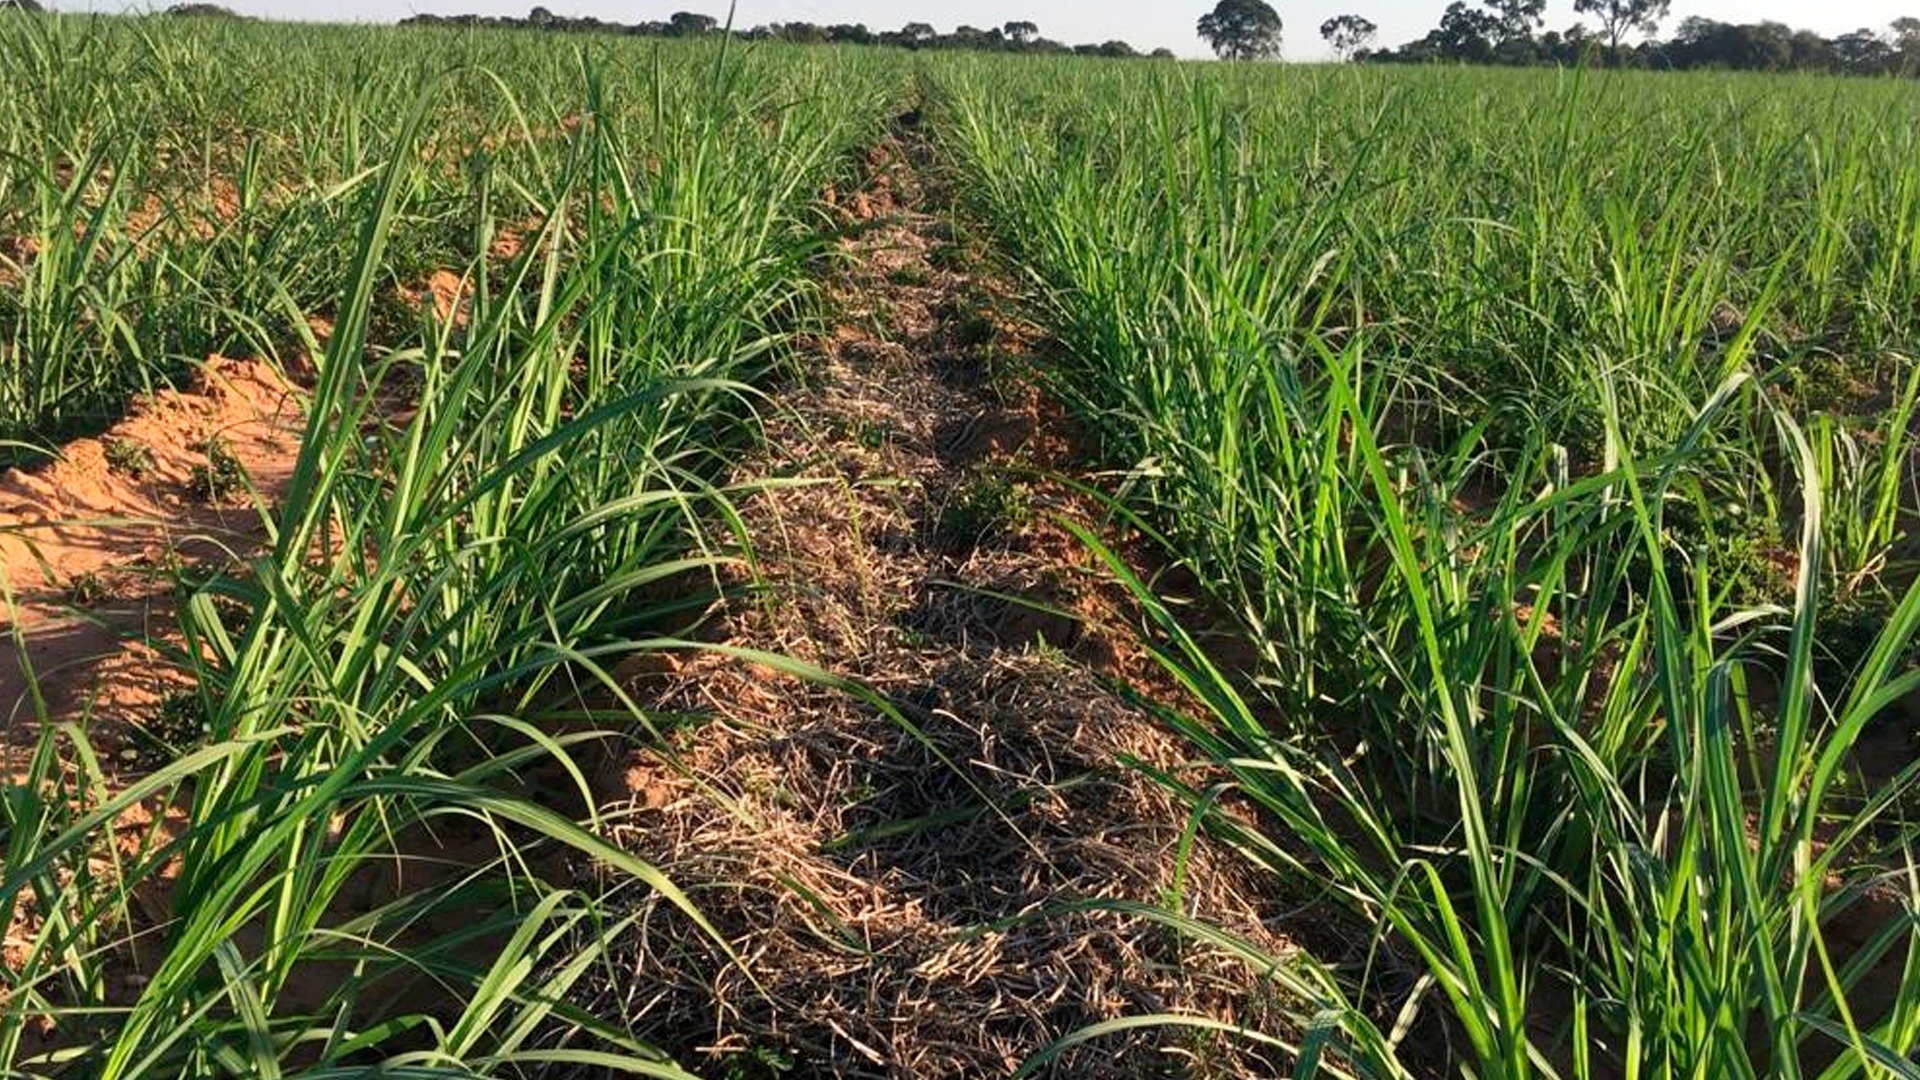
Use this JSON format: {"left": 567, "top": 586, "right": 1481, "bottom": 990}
{"left": 46, "top": 0, "right": 1920, "bottom": 60}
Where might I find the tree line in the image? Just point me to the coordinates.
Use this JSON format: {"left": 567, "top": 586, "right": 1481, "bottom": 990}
{"left": 396, "top": 10, "right": 1170, "bottom": 59}
{"left": 1197, "top": 0, "right": 1920, "bottom": 75}
{"left": 2, "top": 0, "right": 257, "bottom": 15}
{"left": 1364, "top": 9, "right": 1920, "bottom": 73}
{"left": 8, "top": 0, "right": 1914, "bottom": 78}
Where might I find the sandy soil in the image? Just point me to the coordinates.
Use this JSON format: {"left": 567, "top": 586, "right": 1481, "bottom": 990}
{"left": 0, "top": 356, "right": 302, "bottom": 774}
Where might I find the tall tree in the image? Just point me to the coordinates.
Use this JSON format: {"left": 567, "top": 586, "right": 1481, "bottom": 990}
{"left": 1482, "top": 0, "right": 1546, "bottom": 40}
{"left": 668, "top": 11, "right": 716, "bottom": 36}
{"left": 1198, "top": 0, "right": 1284, "bottom": 59}
{"left": 1003, "top": 19, "right": 1039, "bottom": 44}
{"left": 1320, "top": 13, "right": 1379, "bottom": 58}
{"left": 1895, "top": 16, "right": 1920, "bottom": 72}
{"left": 1571, "top": 0, "right": 1671, "bottom": 54}
{"left": 1833, "top": 27, "right": 1895, "bottom": 71}
{"left": 828, "top": 22, "right": 874, "bottom": 45}
{"left": 1667, "top": 17, "right": 1793, "bottom": 69}
{"left": 1431, "top": 0, "right": 1500, "bottom": 59}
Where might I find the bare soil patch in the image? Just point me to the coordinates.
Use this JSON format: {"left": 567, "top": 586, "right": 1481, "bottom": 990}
{"left": 0, "top": 355, "right": 302, "bottom": 773}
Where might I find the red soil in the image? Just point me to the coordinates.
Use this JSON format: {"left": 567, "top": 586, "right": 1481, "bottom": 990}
{"left": 0, "top": 356, "right": 303, "bottom": 774}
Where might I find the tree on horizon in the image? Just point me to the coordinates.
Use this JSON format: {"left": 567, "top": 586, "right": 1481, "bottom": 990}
{"left": 1198, "top": 0, "right": 1283, "bottom": 59}
{"left": 1320, "top": 14, "right": 1378, "bottom": 59}
{"left": 1482, "top": 0, "right": 1546, "bottom": 41}
{"left": 1572, "top": 0, "right": 1671, "bottom": 55}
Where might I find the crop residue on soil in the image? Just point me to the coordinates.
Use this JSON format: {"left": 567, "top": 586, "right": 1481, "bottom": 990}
{"left": 586, "top": 132, "right": 1293, "bottom": 1078}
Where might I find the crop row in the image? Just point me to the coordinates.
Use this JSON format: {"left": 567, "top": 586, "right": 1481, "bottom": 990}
{"left": 1, "top": 16, "right": 899, "bottom": 1075}
{"left": 933, "top": 55, "right": 1920, "bottom": 1077}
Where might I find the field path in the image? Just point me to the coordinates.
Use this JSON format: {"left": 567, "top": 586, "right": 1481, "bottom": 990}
{"left": 589, "top": 126, "right": 1292, "bottom": 1078}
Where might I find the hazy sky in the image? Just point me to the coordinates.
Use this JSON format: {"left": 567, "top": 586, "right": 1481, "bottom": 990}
{"left": 48, "top": 0, "right": 1920, "bottom": 60}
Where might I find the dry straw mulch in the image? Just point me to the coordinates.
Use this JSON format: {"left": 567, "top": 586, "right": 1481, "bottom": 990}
{"left": 581, "top": 131, "right": 1299, "bottom": 1079}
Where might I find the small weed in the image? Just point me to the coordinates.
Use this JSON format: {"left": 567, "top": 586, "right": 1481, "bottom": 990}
{"left": 927, "top": 241, "right": 971, "bottom": 272}
{"left": 1658, "top": 498, "right": 1792, "bottom": 608}
{"left": 938, "top": 467, "right": 1033, "bottom": 545}
{"left": 146, "top": 689, "right": 212, "bottom": 752}
{"left": 1028, "top": 631, "right": 1071, "bottom": 668}
{"left": 188, "top": 436, "right": 248, "bottom": 503}
{"left": 150, "top": 546, "right": 190, "bottom": 579}
{"left": 65, "top": 570, "right": 107, "bottom": 605}
{"left": 719, "top": 1044, "right": 796, "bottom": 1080}
{"left": 1816, "top": 585, "right": 1910, "bottom": 686}
{"left": 104, "top": 437, "right": 157, "bottom": 479}
{"left": 745, "top": 775, "right": 802, "bottom": 811}
{"left": 1785, "top": 350, "right": 1878, "bottom": 415}
{"left": 981, "top": 350, "right": 1032, "bottom": 407}
{"left": 887, "top": 263, "right": 931, "bottom": 288}
{"left": 950, "top": 310, "right": 996, "bottom": 350}
{"left": 866, "top": 298, "right": 898, "bottom": 339}
{"left": 839, "top": 415, "right": 891, "bottom": 451}
{"left": 940, "top": 289, "right": 999, "bottom": 350}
